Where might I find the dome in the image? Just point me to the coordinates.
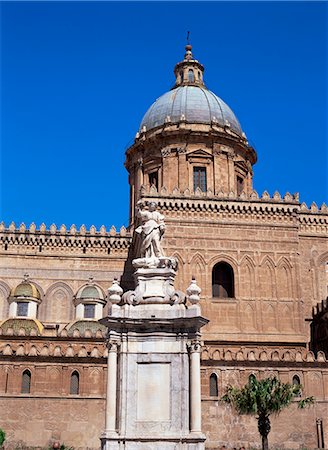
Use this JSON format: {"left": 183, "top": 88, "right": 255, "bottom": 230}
{"left": 75, "top": 284, "right": 104, "bottom": 301}
{"left": 140, "top": 86, "right": 243, "bottom": 137}
{"left": 10, "top": 281, "right": 41, "bottom": 300}
{"left": 138, "top": 44, "right": 246, "bottom": 139}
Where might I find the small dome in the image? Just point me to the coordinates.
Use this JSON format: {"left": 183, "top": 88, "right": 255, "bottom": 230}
{"left": 10, "top": 282, "right": 41, "bottom": 300}
{"left": 75, "top": 284, "right": 104, "bottom": 301}
{"left": 140, "top": 86, "right": 243, "bottom": 136}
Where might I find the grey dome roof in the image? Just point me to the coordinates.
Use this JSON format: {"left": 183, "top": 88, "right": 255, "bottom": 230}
{"left": 140, "top": 86, "right": 243, "bottom": 136}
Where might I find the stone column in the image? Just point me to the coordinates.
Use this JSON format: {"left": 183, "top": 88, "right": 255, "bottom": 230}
{"left": 189, "top": 341, "right": 202, "bottom": 433}
{"left": 105, "top": 341, "right": 119, "bottom": 433}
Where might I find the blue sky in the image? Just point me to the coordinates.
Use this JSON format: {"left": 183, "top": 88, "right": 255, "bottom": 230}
{"left": 1, "top": 1, "right": 327, "bottom": 229}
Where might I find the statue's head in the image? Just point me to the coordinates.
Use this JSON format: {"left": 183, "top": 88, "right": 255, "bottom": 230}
{"left": 148, "top": 201, "right": 157, "bottom": 211}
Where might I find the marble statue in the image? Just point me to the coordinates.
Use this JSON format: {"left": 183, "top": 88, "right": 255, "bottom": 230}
{"left": 135, "top": 201, "right": 165, "bottom": 259}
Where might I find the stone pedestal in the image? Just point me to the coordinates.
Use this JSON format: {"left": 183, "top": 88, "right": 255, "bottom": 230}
{"left": 100, "top": 261, "right": 208, "bottom": 450}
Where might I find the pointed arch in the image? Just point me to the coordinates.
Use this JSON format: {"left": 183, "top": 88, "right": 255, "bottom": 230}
{"left": 263, "top": 303, "right": 276, "bottom": 331}
{"left": 209, "top": 373, "right": 218, "bottom": 397}
{"left": 43, "top": 282, "right": 74, "bottom": 322}
{"left": 242, "top": 302, "right": 256, "bottom": 331}
{"left": 0, "top": 281, "right": 10, "bottom": 320}
{"left": 277, "top": 258, "right": 293, "bottom": 299}
{"left": 89, "top": 368, "right": 102, "bottom": 394}
{"left": 189, "top": 252, "right": 206, "bottom": 266}
{"left": 240, "top": 255, "right": 255, "bottom": 299}
{"left": 171, "top": 252, "right": 185, "bottom": 288}
{"left": 190, "top": 252, "right": 206, "bottom": 293}
{"left": 21, "top": 369, "right": 31, "bottom": 394}
{"left": 240, "top": 254, "right": 256, "bottom": 269}
{"left": 70, "top": 370, "right": 80, "bottom": 395}
{"left": 279, "top": 304, "right": 294, "bottom": 331}
{"left": 314, "top": 251, "right": 328, "bottom": 301}
{"left": 259, "top": 256, "right": 276, "bottom": 298}
{"left": 259, "top": 255, "right": 276, "bottom": 271}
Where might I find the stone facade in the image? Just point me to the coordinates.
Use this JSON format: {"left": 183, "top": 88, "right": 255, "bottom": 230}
{"left": 0, "top": 45, "right": 327, "bottom": 449}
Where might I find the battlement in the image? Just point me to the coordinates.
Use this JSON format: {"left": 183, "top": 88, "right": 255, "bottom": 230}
{"left": 141, "top": 184, "right": 302, "bottom": 204}
{"left": 0, "top": 221, "right": 132, "bottom": 254}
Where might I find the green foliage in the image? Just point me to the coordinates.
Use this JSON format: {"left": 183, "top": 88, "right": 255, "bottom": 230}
{"left": 222, "top": 376, "right": 315, "bottom": 450}
{"left": 0, "top": 429, "right": 6, "bottom": 446}
{"left": 221, "top": 375, "right": 313, "bottom": 417}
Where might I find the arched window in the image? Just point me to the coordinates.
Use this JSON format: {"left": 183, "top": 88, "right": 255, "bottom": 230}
{"left": 21, "top": 369, "right": 31, "bottom": 394}
{"left": 292, "top": 374, "right": 301, "bottom": 397}
{"left": 180, "top": 70, "right": 184, "bottom": 83}
{"left": 198, "top": 71, "right": 201, "bottom": 80}
{"left": 212, "top": 262, "right": 235, "bottom": 298}
{"left": 248, "top": 374, "right": 257, "bottom": 383}
{"left": 292, "top": 374, "right": 300, "bottom": 385}
{"left": 188, "top": 69, "right": 194, "bottom": 82}
{"left": 209, "top": 373, "right": 218, "bottom": 396}
{"left": 70, "top": 371, "right": 79, "bottom": 395}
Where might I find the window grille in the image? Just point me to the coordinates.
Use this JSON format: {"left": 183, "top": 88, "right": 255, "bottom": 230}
{"left": 17, "top": 302, "right": 28, "bottom": 317}
{"left": 212, "top": 262, "right": 234, "bottom": 298}
{"left": 84, "top": 304, "right": 95, "bottom": 319}
{"left": 188, "top": 69, "right": 195, "bottom": 82}
{"left": 21, "top": 369, "right": 31, "bottom": 394}
{"left": 70, "top": 371, "right": 79, "bottom": 395}
{"left": 209, "top": 373, "right": 218, "bottom": 396}
{"left": 193, "top": 167, "right": 207, "bottom": 192}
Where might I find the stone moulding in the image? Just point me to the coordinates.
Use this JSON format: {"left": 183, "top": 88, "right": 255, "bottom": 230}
{"left": 201, "top": 346, "right": 327, "bottom": 363}
{"left": 0, "top": 339, "right": 107, "bottom": 358}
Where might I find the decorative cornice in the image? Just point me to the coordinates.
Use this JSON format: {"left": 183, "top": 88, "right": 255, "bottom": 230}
{"left": 201, "top": 346, "right": 327, "bottom": 364}
{"left": 0, "top": 338, "right": 107, "bottom": 359}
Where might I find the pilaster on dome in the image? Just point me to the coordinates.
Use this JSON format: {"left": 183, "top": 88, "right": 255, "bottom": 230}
{"left": 173, "top": 44, "right": 205, "bottom": 88}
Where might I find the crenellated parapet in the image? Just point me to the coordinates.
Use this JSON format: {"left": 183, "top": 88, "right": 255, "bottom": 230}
{"left": 138, "top": 187, "right": 328, "bottom": 234}
{"left": 0, "top": 221, "right": 132, "bottom": 254}
{"left": 298, "top": 202, "right": 328, "bottom": 235}
{"left": 141, "top": 185, "right": 300, "bottom": 204}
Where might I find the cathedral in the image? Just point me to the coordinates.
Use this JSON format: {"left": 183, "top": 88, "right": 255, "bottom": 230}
{"left": 0, "top": 45, "right": 327, "bottom": 449}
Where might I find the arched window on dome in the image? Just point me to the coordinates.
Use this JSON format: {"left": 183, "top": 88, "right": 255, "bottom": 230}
{"left": 180, "top": 70, "right": 184, "bottom": 83}
{"left": 21, "top": 369, "right": 31, "bottom": 394}
{"left": 9, "top": 278, "right": 42, "bottom": 319}
{"left": 74, "top": 283, "right": 106, "bottom": 320}
{"left": 212, "top": 262, "right": 235, "bottom": 298}
{"left": 198, "top": 70, "right": 201, "bottom": 80}
{"left": 209, "top": 373, "right": 218, "bottom": 397}
{"left": 70, "top": 371, "right": 80, "bottom": 395}
{"left": 188, "top": 69, "right": 195, "bottom": 82}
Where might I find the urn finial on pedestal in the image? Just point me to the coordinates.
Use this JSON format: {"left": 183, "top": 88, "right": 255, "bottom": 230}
{"left": 108, "top": 278, "right": 123, "bottom": 304}
{"left": 186, "top": 277, "right": 201, "bottom": 304}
